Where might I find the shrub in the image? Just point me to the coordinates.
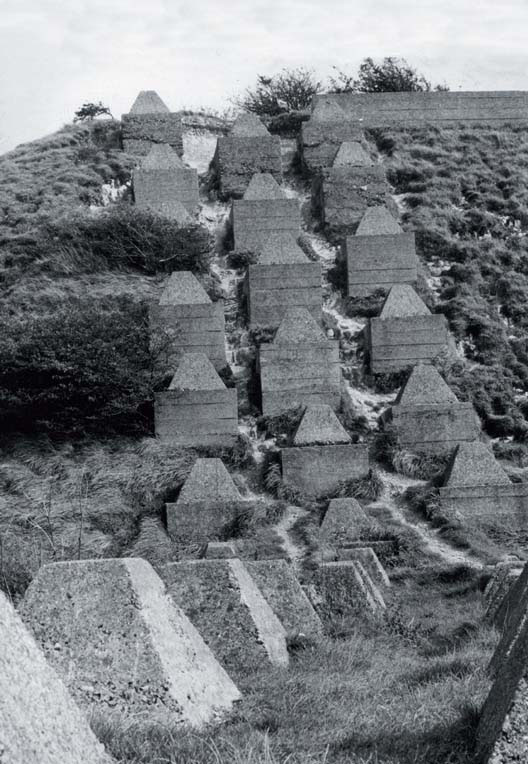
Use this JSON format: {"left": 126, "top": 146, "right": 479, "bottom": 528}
{"left": 329, "top": 469, "right": 384, "bottom": 501}
{"left": 235, "top": 68, "right": 321, "bottom": 116}
{"left": 226, "top": 249, "right": 258, "bottom": 270}
{"left": 328, "top": 57, "right": 448, "bottom": 94}
{"left": 0, "top": 296, "right": 160, "bottom": 436}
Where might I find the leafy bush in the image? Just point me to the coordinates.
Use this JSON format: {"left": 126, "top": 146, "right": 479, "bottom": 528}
{"left": 74, "top": 102, "right": 114, "bottom": 122}
{"left": 328, "top": 57, "right": 448, "bottom": 94}
{"left": 235, "top": 68, "right": 321, "bottom": 116}
{"left": 0, "top": 296, "right": 160, "bottom": 436}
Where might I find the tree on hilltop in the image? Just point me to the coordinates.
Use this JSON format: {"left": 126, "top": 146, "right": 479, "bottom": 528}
{"left": 74, "top": 102, "right": 114, "bottom": 123}
{"left": 234, "top": 68, "right": 322, "bottom": 115}
{"left": 328, "top": 57, "right": 449, "bottom": 93}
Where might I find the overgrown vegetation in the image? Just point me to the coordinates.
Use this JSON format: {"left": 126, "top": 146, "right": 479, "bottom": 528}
{"left": 234, "top": 68, "right": 321, "bottom": 115}
{"left": 329, "top": 56, "right": 449, "bottom": 94}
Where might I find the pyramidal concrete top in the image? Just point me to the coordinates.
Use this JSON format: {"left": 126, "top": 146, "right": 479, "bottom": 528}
{"left": 311, "top": 98, "right": 347, "bottom": 122}
{"left": 159, "top": 272, "right": 211, "bottom": 306}
{"left": 379, "top": 285, "right": 431, "bottom": 319}
{"left": 177, "top": 458, "right": 242, "bottom": 504}
{"left": 230, "top": 113, "right": 270, "bottom": 137}
{"left": 243, "top": 172, "right": 286, "bottom": 200}
{"left": 356, "top": 206, "right": 403, "bottom": 235}
{"left": 293, "top": 404, "right": 351, "bottom": 446}
{"left": 333, "top": 141, "right": 373, "bottom": 167}
{"left": 169, "top": 353, "right": 226, "bottom": 391}
{"left": 443, "top": 442, "right": 511, "bottom": 488}
{"left": 273, "top": 307, "right": 326, "bottom": 345}
{"left": 0, "top": 591, "right": 112, "bottom": 764}
{"left": 257, "top": 233, "right": 308, "bottom": 265}
{"left": 129, "top": 90, "right": 170, "bottom": 114}
{"left": 141, "top": 143, "right": 186, "bottom": 170}
{"left": 395, "top": 364, "right": 459, "bottom": 406}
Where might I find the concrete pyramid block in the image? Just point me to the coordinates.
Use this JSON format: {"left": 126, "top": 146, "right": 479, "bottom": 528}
{"left": 356, "top": 206, "right": 403, "bottom": 235}
{"left": 204, "top": 541, "right": 237, "bottom": 559}
{"left": 293, "top": 404, "right": 351, "bottom": 446}
{"left": 140, "top": 143, "right": 186, "bottom": 169}
{"left": 232, "top": 174, "right": 300, "bottom": 252}
{"left": 439, "top": 443, "right": 528, "bottom": 528}
{"left": 142, "top": 199, "right": 192, "bottom": 223}
{"left": 259, "top": 308, "right": 341, "bottom": 415}
{"left": 243, "top": 172, "right": 286, "bottom": 199}
{"left": 311, "top": 98, "right": 347, "bottom": 122}
{"left": 129, "top": 90, "right": 170, "bottom": 114}
{"left": 257, "top": 232, "right": 307, "bottom": 264}
{"left": 345, "top": 227, "right": 417, "bottom": 296}
{"left": 230, "top": 113, "right": 271, "bottom": 137}
{"left": 155, "top": 354, "right": 237, "bottom": 447}
{"left": 336, "top": 547, "right": 390, "bottom": 591}
{"left": 301, "top": 98, "right": 364, "bottom": 171}
{"left": 368, "top": 285, "right": 449, "bottom": 373}
{"left": 0, "top": 591, "right": 112, "bottom": 764}
{"left": 333, "top": 141, "right": 373, "bottom": 167}
{"left": 245, "top": 559, "right": 323, "bottom": 638}
{"left": 150, "top": 272, "right": 226, "bottom": 370}
{"left": 314, "top": 561, "right": 386, "bottom": 619}
{"left": 320, "top": 498, "right": 373, "bottom": 547}
{"left": 166, "top": 458, "right": 245, "bottom": 543}
{"left": 19, "top": 559, "right": 241, "bottom": 727}
{"left": 387, "top": 364, "right": 480, "bottom": 454}
{"left": 134, "top": 143, "right": 199, "bottom": 215}
{"left": 160, "top": 559, "right": 289, "bottom": 674}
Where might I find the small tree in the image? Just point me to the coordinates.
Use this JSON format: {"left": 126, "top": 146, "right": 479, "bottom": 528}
{"left": 235, "top": 68, "right": 321, "bottom": 115}
{"left": 328, "top": 57, "right": 448, "bottom": 93}
{"left": 74, "top": 101, "right": 114, "bottom": 122}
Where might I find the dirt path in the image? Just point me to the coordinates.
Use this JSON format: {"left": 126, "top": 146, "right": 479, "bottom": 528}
{"left": 275, "top": 505, "right": 309, "bottom": 569}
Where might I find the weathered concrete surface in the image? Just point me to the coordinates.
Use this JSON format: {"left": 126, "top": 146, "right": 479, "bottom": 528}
{"left": 155, "top": 353, "right": 238, "bottom": 447}
{"left": 149, "top": 271, "right": 226, "bottom": 371}
{"left": 299, "top": 100, "right": 365, "bottom": 171}
{"left": 245, "top": 233, "right": 321, "bottom": 327}
{"left": 335, "top": 547, "right": 390, "bottom": 591}
{"left": 439, "top": 442, "right": 528, "bottom": 529}
{"left": 368, "top": 285, "right": 449, "bottom": 373}
{"left": 356, "top": 206, "right": 403, "bottom": 235}
{"left": 281, "top": 404, "right": 369, "bottom": 497}
{"left": 386, "top": 364, "right": 481, "bottom": 453}
{"left": 204, "top": 541, "right": 238, "bottom": 559}
{"left": 0, "top": 591, "right": 112, "bottom": 764}
{"left": 245, "top": 559, "right": 323, "bottom": 637}
{"left": 133, "top": 144, "right": 199, "bottom": 216}
{"left": 160, "top": 559, "right": 289, "bottom": 674}
{"left": 231, "top": 174, "right": 300, "bottom": 251}
{"left": 312, "top": 91, "right": 528, "bottom": 126}
{"left": 258, "top": 308, "right": 341, "bottom": 415}
{"left": 19, "top": 558, "right": 241, "bottom": 727}
{"left": 485, "top": 561, "right": 524, "bottom": 628}
{"left": 122, "top": 91, "right": 183, "bottom": 156}
{"left": 320, "top": 498, "right": 372, "bottom": 546}
{"left": 345, "top": 232, "right": 418, "bottom": 296}
{"left": 213, "top": 115, "right": 282, "bottom": 199}
{"left": 313, "top": 164, "right": 394, "bottom": 243}
{"left": 166, "top": 458, "right": 245, "bottom": 544}
{"left": 313, "top": 561, "right": 386, "bottom": 618}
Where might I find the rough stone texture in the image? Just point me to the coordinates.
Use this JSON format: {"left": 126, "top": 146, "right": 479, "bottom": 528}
{"left": 293, "top": 404, "right": 351, "bottom": 446}
{"left": 155, "top": 353, "right": 238, "bottom": 447}
{"left": 213, "top": 116, "right": 282, "bottom": 199}
{"left": 133, "top": 144, "right": 199, "bottom": 216}
{"left": 368, "top": 285, "right": 450, "bottom": 373}
{"left": 258, "top": 308, "right": 341, "bottom": 415}
{"left": 0, "top": 591, "right": 112, "bottom": 764}
{"left": 345, "top": 231, "right": 418, "bottom": 296}
{"left": 320, "top": 498, "right": 370, "bottom": 546}
{"left": 282, "top": 444, "right": 369, "bottom": 497}
{"left": 485, "top": 561, "right": 524, "bottom": 628}
{"left": 300, "top": 102, "right": 365, "bottom": 171}
{"left": 231, "top": 174, "right": 300, "bottom": 252}
{"left": 333, "top": 141, "right": 373, "bottom": 166}
{"left": 166, "top": 458, "right": 245, "bottom": 544}
{"left": 312, "top": 91, "right": 528, "bottom": 126}
{"left": 312, "top": 164, "right": 395, "bottom": 242}
{"left": 204, "top": 542, "right": 237, "bottom": 559}
{"left": 475, "top": 561, "right": 528, "bottom": 762}
{"left": 335, "top": 547, "right": 390, "bottom": 591}
{"left": 356, "top": 206, "right": 403, "bottom": 235}
{"left": 386, "top": 364, "right": 481, "bottom": 453}
{"left": 19, "top": 559, "right": 241, "bottom": 727}
{"left": 314, "top": 561, "right": 386, "bottom": 618}
{"left": 149, "top": 272, "right": 226, "bottom": 371}
{"left": 122, "top": 92, "right": 183, "bottom": 156}
{"left": 245, "top": 559, "right": 323, "bottom": 638}
{"left": 160, "top": 559, "right": 289, "bottom": 674}
{"left": 245, "top": 233, "right": 321, "bottom": 326}
{"left": 439, "top": 442, "right": 528, "bottom": 528}
{"left": 145, "top": 200, "right": 193, "bottom": 223}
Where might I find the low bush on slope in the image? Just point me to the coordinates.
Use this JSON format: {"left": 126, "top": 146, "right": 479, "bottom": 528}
{"left": 370, "top": 124, "right": 528, "bottom": 439}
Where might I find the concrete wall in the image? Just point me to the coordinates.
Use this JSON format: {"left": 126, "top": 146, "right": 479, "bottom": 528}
{"left": 390, "top": 402, "right": 480, "bottom": 454}
{"left": 346, "top": 233, "right": 418, "bottom": 296}
{"left": 439, "top": 483, "right": 528, "bottom": 529}
{"left": 313, "top": 166, "right": 394, "bottom": 242}
{"left": 258, "top": 342, "right": 341, "bottom": 415}
{"left": 121, "top": 113, "right": 183, "bottom": 156}
{"left": 312, "top": 91, "right": 528, "bottom": 126}
{"left": 149, "top": 300, "right": 226, "bottom": 371}
{"left": 246, "top": 262, "right": 322, "bottom": 327}
{"left": 134, "top": 168, "right": 199, "bottom": 215}
{"left": 154, "top": 389, "right": 238, "bottom": 447}
{"left": 299, "top": 121, "right": 365, "bottom": 171}
{"left": 166, "top": 498, "right": 247, "bottom": 544}
{"left": 231, "top": 199, "right": 299, "bottom": 251}
{"left": 213, "top": 137, "right": 282, "bottom": 199}
{"left": 282, "top": 443, "right": 369, "bottom": 497}
{"left": 368, "top": 315, "right": 449, "bottom": 373}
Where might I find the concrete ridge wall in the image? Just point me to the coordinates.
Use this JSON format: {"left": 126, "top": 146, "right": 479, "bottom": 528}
{"left": 312, "top": 91, "right": 528, "bottom": 126}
